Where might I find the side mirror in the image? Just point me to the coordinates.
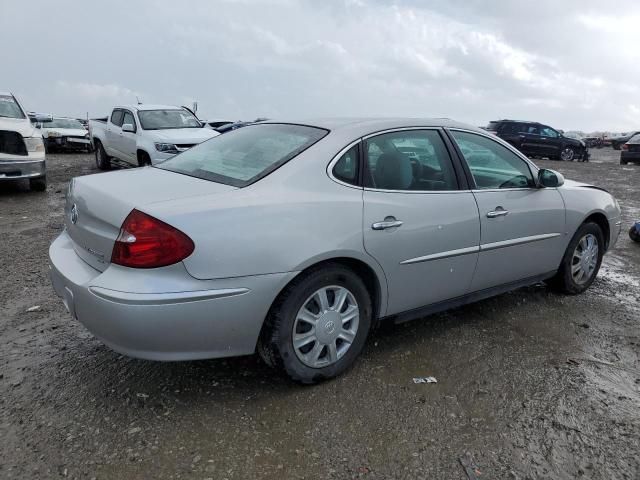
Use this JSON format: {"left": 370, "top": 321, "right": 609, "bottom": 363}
{"left": 122, "top": 123, "right": 135, "bottom": 133}
{"left": 538, "top": 168, "right": 564, "bottom": 188}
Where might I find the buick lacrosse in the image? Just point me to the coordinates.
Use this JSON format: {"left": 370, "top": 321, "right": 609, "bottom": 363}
{"left": 50, "top": 119, "right": 622, "bottom": 383}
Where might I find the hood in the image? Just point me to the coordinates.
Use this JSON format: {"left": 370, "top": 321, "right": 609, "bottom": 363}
{"left": 147, "top": 128, "right": 220, "bottom": 144}
{"left": 42, "top": 128, "right": 88, "bottom": 137}
{"left": 562, "top": 179, "right": 609, "bottom": 194}
{"left": 563, "top": 137, "right": 585, "bottom": 147}
{"left": 0, "top": 117, "right": 40, "bottom": 138}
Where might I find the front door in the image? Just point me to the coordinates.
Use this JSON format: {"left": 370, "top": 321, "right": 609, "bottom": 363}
{"left": 449, "top": 130, "right": 566, "bottom": 292}
{"left": 118, "top": 110, "right": 138, "bottom": 164}
{"left": 539, "top": 125, "right": 562, "bottom": 159}
{"left": 361, "top": 129, "right": 481, "bottom": 316}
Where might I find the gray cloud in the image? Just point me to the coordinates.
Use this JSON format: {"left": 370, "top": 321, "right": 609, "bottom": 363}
{"left": 2, "top": 0, "right": 639, "bottom": 131}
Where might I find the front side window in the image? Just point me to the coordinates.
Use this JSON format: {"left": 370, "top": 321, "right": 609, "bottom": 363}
{"left": 540, "top": 126, "right": 558, "bottom": 138}
{"left": 332, "top": 145, "right": 359, "bottom": 185}
{"left": 364, "top": 130, "right": 458, "bottom": 191}
{"left": 111, "top": 110, "right": 124, "bottom": 127}
{"left": 122, "top": 111, "right": 136, "bottom": 131}
{"left": 451, "top": 131, "right": 535, "bottom": 189}
{"left": 138, "top": 109, "right": 201, "bottom": 130}
{"left": 0, "top": 95, "right": 26, "bottom": 119}
{"left": 157, "top": 123, "right": 328, "bottom": 187}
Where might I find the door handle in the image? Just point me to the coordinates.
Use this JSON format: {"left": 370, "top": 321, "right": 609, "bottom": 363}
{"left": 487, "top": 208, "right": 509, "bottom": 218}
{"left": 372, "top": 217, "right": 403, "bottom": 230}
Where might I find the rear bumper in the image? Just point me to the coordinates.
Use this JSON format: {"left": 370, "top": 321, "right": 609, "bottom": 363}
{"left": 0, "top": 153, "right": 46, "bottom": 180}
{"left": 621, "top": 151, "right": 640, "bottom": 163}
{"left": 49, "top": 230, "right": 296, "bottom": 361}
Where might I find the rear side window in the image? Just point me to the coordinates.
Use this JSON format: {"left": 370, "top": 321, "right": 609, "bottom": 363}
{"left": 157, "top": 124, "right": 328, "bottom": 187}
{"left": 451, "top": 131, "right": 535, "bottom": 189}
{"left": 364, "top": 130, "right": 458, "bottom": 191}
{"left": 332, "top": 145, "right": 359, "bottom": 185}
{"left": 486, "top": 121, "right": 501, "bottom": 132}
{"left": 111, "top": 110, "right": 124, "bottom": 127}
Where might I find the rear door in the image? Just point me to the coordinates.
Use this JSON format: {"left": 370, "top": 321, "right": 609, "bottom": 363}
{"left": 497, "top": 122, "right": 524, "bottom": 150}
{"left": 361, "top": 128, "right": 480, "bottom": 316}
{"left": 449, "top": 130, "right": 565, "bottom": 292}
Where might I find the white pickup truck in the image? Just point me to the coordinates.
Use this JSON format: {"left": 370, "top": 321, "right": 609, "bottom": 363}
{"left": 89, "top": 104, "right": 220, "bottom": 169}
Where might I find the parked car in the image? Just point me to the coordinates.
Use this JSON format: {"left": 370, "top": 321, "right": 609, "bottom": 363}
{"left": 620, "top": 134, "right": 640, "bottom": 165}
{"left": 0, "top": 91, "right": 48, "bottom": 191}
{"left": 49, "top": 118, "right": 621, "bottom": 383}
{"left": 583, "top": 136, "right": 603, "bottom": 148}
{"left": 202, "top": 119, "right": 234, "bottom": 130}
{"left": 611, "top": 131, "right": 640, "bottom": 150}
{"left": 89, "top": 104, "right": 220, "bottom": 169}
{"left": 38, "top": 117, "right": 92, "bottom": 152}
{"left": 486, "top": 119, "right": 589, "bottom": 161}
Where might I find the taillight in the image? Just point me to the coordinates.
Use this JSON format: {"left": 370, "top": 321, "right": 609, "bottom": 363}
{"left": 622, "top": 143, "right": 629, "bottom": 150}
{"left": 111, "top": 209, "right": 194, "bottom": 268}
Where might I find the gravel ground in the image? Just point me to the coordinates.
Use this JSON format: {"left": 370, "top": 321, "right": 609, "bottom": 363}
{"left": 0, "top": 147, "right": 639, "bottom": 479}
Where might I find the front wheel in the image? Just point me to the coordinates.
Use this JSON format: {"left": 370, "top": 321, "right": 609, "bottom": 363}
{"left": 560, "top": 147, "right": 576, "bottom": 161}
{"left": 549, "top": 222, "right": 604, "bottom": 294}
{"left": 258, "top": 264, "right": 373, "bottom": 384}
{"left": 29, "top": 176, "right": 47, "bottom": 192}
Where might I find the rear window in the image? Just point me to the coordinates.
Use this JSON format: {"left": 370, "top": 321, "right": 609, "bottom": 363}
{"left": 157, "top": 123, "right": 328, "bottom": 187}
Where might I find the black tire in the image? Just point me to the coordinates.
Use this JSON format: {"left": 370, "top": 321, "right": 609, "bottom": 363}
{"left": 560, "top": 146, "right": 576, "bottom": 161}
{"left": 95, "top": 141, "right": 111, "bottom": 170}
{"left": 630, "top": 226, "right": 640, "bottom": 243}
{"left": 29, "top": 176, "right": 47, "bottom": 192}
{"left": 137, "top": 151, "right": 151, "bottom": 167}
{"left": 258, "top": 263, "right": 373, "bottom": 384}
{"left": 620, "top": 157, "right": 628, "bottom": 165}
{"left": 612, "top": 143, "right": 621, "bottom": 150}
{"left": 548, "top": 222, "right": 604, "bottom": 294}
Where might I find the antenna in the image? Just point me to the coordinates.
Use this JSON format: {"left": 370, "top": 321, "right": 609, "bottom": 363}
{"left": 136, "top": 96, "right": 142, "bottom": 105}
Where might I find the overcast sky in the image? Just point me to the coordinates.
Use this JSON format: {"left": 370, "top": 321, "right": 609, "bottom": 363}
{"left": 2, "top": 0, "right": 639, "bottom": 132}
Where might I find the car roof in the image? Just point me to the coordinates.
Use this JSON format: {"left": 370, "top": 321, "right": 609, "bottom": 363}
{"left": 490, "top": 119, "right": 541, "bottom": 125}
{"left": 115, "top": 104, "right": 190, "bottom": 112}
{"left": 261, "top": 117, "right": 485, "bottom": 137}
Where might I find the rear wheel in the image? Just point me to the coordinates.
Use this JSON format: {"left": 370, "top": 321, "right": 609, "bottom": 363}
{"left": 258, "top": 264, "right": 372, "bottom": 384}
{"left": 95, "top": 141, "right": 111, "bottom": 170}
{"left": 620, "top": 157, "right": 628, "bottom": 165}
{"left": 549, "top": 222, "right": 604, "bottom": 294}
{"left": 29, "top": 176, "right": 47, "bottom": 192}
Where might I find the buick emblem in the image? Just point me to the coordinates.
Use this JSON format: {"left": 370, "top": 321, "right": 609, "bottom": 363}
{"left": 70, "top": 204, "right": 79, "bottom": 224}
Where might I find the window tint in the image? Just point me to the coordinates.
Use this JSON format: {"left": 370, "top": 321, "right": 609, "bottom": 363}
{"left": 540, "top": 126, "right": 558, "bottom": 138}
{"left": 122, "top": 111, "right": 136, "bottom": 131}
{"left": 333, "top": 145, "right": 359, "bottom": 185}
{"left": 364, "top": 130, "right": 458, "bottom": 191}
{"left": 158, "top": 124, "right": 328, "bottom": 187}
{"left": 501, "top": 123, "right": 522, "bottom": 135}
{"left": 523, "top": 124, "right": 540, "bottom": 135}
{"left": 111, "top": 109, "right": 124, "bottom": 127}
{"left": 451, "top": 131, "right": 535, "bottom": 189}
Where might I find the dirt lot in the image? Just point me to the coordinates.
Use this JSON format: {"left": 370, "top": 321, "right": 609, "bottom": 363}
{"left": 1, "top": 148, "right": 639, "bottom": 479}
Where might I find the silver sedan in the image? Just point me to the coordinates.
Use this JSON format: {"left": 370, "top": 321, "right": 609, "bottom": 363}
{"left": 49, "top": 118, "right": 622, "bottom": 383}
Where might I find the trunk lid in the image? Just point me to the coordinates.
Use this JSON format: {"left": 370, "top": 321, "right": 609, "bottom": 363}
{"left": 65, "top": 167, "right": 235, "bottom": 271}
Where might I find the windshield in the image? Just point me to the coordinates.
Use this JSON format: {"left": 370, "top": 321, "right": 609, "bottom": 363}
{"left": 46, "top": 118, "right": 84, "bottom": 129}
{"left": 0, "top": 95, "right": 26, "bottom": 119}
{"left": 138, "top": 109, "right": 201, "bottom": 130}
{"left": 157, "top": 123, "right": 328, "bottom": 187}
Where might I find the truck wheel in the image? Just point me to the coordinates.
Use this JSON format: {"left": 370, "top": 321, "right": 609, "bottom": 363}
{"left": 29, "top": 176, "right": 47, "bottom": 192}
{"left": 95, "top": 141, "right": 111, "bottom": 170}
{"left": 137, "top": 151, "right": 151, "bottom": 167}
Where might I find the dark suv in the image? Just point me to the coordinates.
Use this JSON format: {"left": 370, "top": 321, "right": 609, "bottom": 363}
{"left": 486, "top": 120, "right": 589, "bottom": 162}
